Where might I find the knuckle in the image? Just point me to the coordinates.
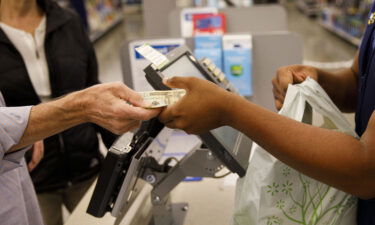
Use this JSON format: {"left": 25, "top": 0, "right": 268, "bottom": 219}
{"left": 186, "top": 77, "right": 195, "bottom": 84}
{"left": 139, "top": 114, "right": 149, "bottom": 121}
{"left": 134, "top": 121, "right": 142, "bottom": 128}
{"left": 276, "top": 67, "right": 285, "bottom": 75}
{"left": 113, "top": 81, "right": 123, "bottom": 87}
{"left": 158, "top": 115, "right": 166, "bottom": 124}
{"left": 164, "top": 120, "right": 176, "bottom": 129}
{"left": 271, "top": 77, "right": 277, "bottom": 86}
{"left": 277, "top": 66, "right": 291, "bottom": 76}
{"left": 160, "top": 110, "right": 172, "bottom": 122}
{"left": 111, "top": 107, "right": 123, "bottom": 118}
{"left": 170, "top": 107, "right": 180, "bottom": 117}
{"left": 141, "top": 112, "right": 153, "bottom": 121}
{"left": 192, "top": 77, "right": 201, "bottom": 83}
{"left": 272, "top": 88, "right": 277, "bottom": 98}
{"left": 111, "top": 128, "right": 122, "bottom": 135}
{"left": 119, "top": 127, "right": 130, "bottom": 134}
{"left": 168, "top": 77, "right": 177, "bottom": 84}
{"left": 185, "top": 127, "right": 195, "bottom": 135}
{"left": 110, "top": 82, "right": 124, "bottom": 92}
{"left": 112, "top": 124, "right": 123, "bottom": 134}
{"left": 174, "top": 120, "right": 186, "bottom": 130}
{"left": 110, "top": 120, "right": 129, "bottom": 134}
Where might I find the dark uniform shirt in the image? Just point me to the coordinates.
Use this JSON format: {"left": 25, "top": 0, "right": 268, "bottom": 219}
{"left": 356, "top": 2, "right": 375, "bottom": 224}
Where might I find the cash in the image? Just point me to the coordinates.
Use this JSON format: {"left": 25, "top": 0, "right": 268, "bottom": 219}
{"left": 138, "top": 89, "right": 186, "bottom": 108}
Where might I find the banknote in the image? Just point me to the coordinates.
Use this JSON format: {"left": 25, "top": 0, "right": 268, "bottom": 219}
{"left": 138, "top": 89, "right": 186, "bottom": 108}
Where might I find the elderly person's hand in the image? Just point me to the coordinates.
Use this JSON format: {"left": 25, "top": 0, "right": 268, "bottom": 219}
{"left": 79, "top": 82, "right": 162, "bottom": 134}
{"left": 27, "top": 140, "right": 44, "bottom": 172}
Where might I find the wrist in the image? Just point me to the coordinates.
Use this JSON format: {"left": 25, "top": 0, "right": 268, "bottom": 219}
{"left": 315, "top": 67, "right": 333, "bottom": 90}
{"left": 314, "top": 67, "right": 322, "bottom": 82}
{"left": 219, "top": 92, "right": 243, "bottom": 127}
{"left": 56, "top": 90, "right": 89, "bottom": 124}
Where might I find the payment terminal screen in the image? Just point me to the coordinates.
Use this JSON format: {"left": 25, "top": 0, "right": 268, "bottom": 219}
{"left": 161, "top": 55, "right": 205, "bottom": 79}
{"left": 211, "top": 126, "right": 239, "bottom": 153}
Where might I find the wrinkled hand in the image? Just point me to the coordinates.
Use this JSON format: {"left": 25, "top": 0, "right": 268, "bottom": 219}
{"left": 158, "top": 77, "right": 234, "bottom": 134}
{"left": 81, "top": 82, "right": 161, "bottom": 134}
{"left": 272, "top": 65, "right": 318, "bottom": 110}
{"left": 28, "top": 140, "right": 44, "bottom": 172}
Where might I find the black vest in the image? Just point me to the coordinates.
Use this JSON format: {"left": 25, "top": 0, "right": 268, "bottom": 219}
{"left": 0, "top": 0, "right": 116, "bottom": 192}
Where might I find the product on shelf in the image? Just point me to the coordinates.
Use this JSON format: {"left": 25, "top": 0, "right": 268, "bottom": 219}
{"left": 58, "top": 0, "right": 123, "bottom": 41}
{"left": 317, "top": 0, "right": 372, "bottom": 45}
{"left": 192, "top": 13, "right": 226, "bottom": 35}
{"left": 86, "top": 0, "right": 123, "bottom": 34}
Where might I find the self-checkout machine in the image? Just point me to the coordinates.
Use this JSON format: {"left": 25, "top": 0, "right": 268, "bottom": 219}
{"left": 119, "top": 11, "right": 294, "bottom": 225}
{"left": 114, "top": 32, "right": 302, "bottom": 225}
{"left": 64, "top": 33, "right": 302, "bottom": 225}
{"left": 88, "top": 44, "right": 253, "bottom": 225}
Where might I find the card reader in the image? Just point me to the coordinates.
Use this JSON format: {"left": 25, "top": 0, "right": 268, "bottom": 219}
{"left": 143, "top": 45, "right": 246, "bottom": 177}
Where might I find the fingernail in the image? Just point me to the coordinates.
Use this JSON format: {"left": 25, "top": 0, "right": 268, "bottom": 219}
{"left": 141, "top": 100, "right": 153, "bottom": 108}
{"left": 162, "top": 77, "right": 170, "bottom": 84}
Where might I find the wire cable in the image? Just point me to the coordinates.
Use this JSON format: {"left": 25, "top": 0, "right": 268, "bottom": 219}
{"left": 224, "top": 0, "right": 236, "bottom": 6}
{"left": 213, "top": 171, "right": 232, "bottom": 179}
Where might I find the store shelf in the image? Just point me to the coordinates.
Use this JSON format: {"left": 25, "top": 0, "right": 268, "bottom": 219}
{"left": 89, "top": 14, "right": 124, "bottom": 43}
{"left": 124, "top": 0, "right": 142, "bottom": 4}
{"left": 319, "top": 21, "right": 361, "bottom": 46}
{"left": 56, "top": 0, "right": 124, "bottom": 43}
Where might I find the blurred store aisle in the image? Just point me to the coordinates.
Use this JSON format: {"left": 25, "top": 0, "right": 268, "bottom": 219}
{"left": 285, "top": 1, "right": 358, "bottom": 62}
{"left": 94, "top": 2, "right": 359, "bottom": 85}
{"left": 94, "top": 13, "right": 145, "bottom": 83}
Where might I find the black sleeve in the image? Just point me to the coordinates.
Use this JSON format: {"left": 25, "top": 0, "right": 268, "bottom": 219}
{"left": 84, "top": 31, "right": 118, "bottom": 148}
{"left": 85, "top": 38, "right": 100, "bottom": 86}
{"left": 66, "top": 7, "right": 100, "bottom": 86}
{"left": 95, "top": 125, "right": 118, "bottom": 149}
{"left": 75, "top": 13, "right": 118, "bottom": 148}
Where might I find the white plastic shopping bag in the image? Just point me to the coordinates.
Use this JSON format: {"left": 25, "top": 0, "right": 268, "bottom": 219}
{"left": 233, "top": 78, "right": 358, "bottom": 225}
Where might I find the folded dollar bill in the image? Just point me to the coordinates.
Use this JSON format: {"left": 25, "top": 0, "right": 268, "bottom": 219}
{"left": 138, "top": 89, "right": 187, "bottom": 108}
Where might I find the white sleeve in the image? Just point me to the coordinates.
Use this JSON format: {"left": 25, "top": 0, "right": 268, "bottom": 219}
{"left": 0, "top": 93, "right": 32, "bottom": 174}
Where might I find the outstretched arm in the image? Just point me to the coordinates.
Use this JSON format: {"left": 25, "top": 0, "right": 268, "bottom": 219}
{"left": 159, "top": 76, "right": 375, "bottom": 199}
{"left": 10, "top": 82, "right": 160, "bottom": 151}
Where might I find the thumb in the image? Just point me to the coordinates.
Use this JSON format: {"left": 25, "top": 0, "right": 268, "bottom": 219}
{"left": 278, "top": 74, "right": 294, "bottom": 94}
{"left": 163, "top": 76, "right": 192, "bottom": 90}
{"left": 28, "top": 161, "right": 36, "bottom": 172}
{"left": 293, "top": 72, "right": 307, "bottom": 83}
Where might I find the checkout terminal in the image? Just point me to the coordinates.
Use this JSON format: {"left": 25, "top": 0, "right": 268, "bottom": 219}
{"left": 87, "top": 45, "right": 251, "bottom": 225}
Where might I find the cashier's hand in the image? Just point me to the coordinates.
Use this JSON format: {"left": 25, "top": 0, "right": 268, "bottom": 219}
{"left": 82, "top": 82, "right": 161, "bottom": 134}
{"left": 28, "top": 140, "right": 44, "bottom": 172}
{"left": 272, "top": 65, "right": 318, "bottom": 110}
{"left": 158, "top": 77, "right": 234, "bottom": 134}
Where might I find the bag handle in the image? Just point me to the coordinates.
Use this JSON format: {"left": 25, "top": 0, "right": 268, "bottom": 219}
{"left": 279, "top": 78, "right": 357, "bottom": 137}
